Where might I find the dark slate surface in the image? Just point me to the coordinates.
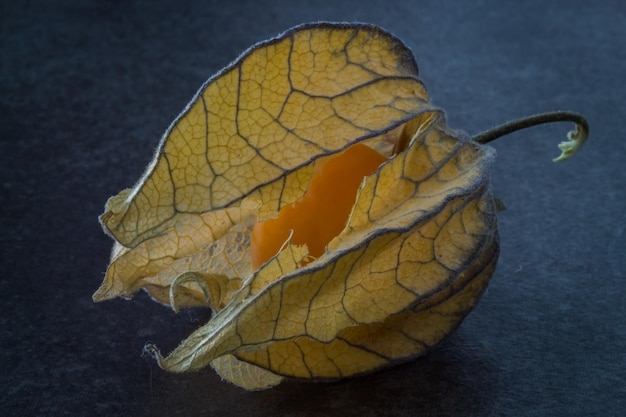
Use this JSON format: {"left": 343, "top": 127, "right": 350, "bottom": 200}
{"left": 1, "top": 1, "right": 624, "bottom": 416}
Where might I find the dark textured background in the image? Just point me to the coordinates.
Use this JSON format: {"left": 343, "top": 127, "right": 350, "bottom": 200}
{"left": 2, "top": 1, "right": 624, "bottom": 416}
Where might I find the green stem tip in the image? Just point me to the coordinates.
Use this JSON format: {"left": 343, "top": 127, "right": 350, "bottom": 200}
{"left": 472, "top": 111, "right": 589, "bottom": 162}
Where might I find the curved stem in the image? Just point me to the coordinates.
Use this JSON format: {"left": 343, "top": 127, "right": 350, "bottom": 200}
{"left": 472, "top": 111, "right": 589, "bottom": 162}
{"left": 143, "top": 343, "right": 165, "bottom": 369}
